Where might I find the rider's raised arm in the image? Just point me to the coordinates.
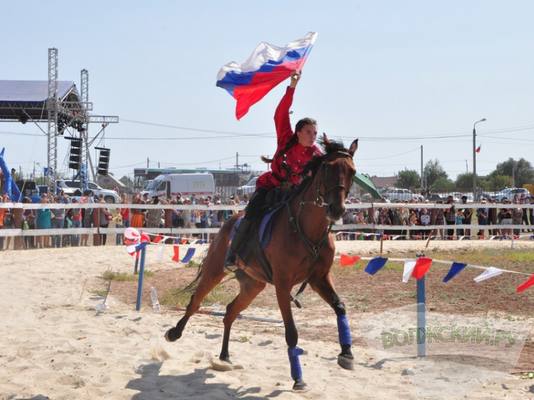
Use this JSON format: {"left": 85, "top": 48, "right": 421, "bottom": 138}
{"left": 274, "top": 72, "right": 300, "bottom": 146}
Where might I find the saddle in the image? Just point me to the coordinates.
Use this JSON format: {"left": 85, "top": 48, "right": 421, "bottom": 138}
{"left": 230, "top": 187, "right": 292, "bottom": 281}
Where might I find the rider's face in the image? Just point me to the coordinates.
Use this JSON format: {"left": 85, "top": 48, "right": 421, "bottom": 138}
{"left": 297, "top": 124, "right": 317, "bottom": 147}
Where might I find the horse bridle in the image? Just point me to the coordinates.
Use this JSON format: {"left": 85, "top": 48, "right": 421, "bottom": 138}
{"left": 285, "top": 150, "right": 354, "bottom": 307}
{"left": 300, "top": 151, "right": 353, "bottom": 208}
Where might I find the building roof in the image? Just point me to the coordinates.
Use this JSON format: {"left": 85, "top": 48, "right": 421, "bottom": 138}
{"left": 0, "top": 80, "right": 80, "bottom": 122}
{"left": 370, "top": 175, "right": 398, "bottom": 189}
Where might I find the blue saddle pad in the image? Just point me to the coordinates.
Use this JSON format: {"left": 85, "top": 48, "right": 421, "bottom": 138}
{"left": 258, "top": 205, "right": 284, "bottom": 249}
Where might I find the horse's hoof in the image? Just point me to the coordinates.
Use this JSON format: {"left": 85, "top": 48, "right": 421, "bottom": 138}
{"left": 164, "top": 327, "right": 181, "bottom": 342}
{"left": 292, "top": 379, "right": 308, "bottom": 391}
{"left": 337, "top": 353, "right": 354, "bottom": 370}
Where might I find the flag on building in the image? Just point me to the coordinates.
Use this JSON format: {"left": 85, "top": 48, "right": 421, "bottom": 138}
{"left": 216, "top": 32, "right": 318, "bottom": 119}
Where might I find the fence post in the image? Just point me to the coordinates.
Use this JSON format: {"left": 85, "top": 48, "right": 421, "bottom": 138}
{"left": 416, "top": 253, "right": 426, "bottom": 357}
{"left": 135, "top": 243, "right": 148, "bottom": 311}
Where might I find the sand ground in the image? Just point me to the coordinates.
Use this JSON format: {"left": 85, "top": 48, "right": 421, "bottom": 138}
{"left": 1, "top": 240, "right": 533, "bottom": 399}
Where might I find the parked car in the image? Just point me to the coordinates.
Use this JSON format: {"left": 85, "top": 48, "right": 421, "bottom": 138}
{"left": 381, "top": 188, "right": 423, "bottom": 202}
{"left": 236, "top": 176, "right": 258, "bottom": 197}
{"left": 56, "top": 180, "right": 121, "bottom": 203}
{"left": 493, "top": 187, "right": 531, "bottom": 202}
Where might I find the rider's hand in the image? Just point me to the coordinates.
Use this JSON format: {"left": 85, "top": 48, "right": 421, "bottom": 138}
{"left": 289, "top": 71, "right": 301, "bottom": 88}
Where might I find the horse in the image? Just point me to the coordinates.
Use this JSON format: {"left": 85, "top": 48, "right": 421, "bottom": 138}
{"left": 165, "top": 136, "right": 358, "bottom": 390}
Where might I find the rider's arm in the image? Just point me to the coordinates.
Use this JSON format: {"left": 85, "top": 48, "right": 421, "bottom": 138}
{"left": 274, "top": 72, "right": 300, "bottom": 146}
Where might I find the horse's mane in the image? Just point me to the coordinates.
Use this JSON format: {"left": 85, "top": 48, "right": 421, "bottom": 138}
{"left": 293, "top": 138, "right": 348, "bottom": 197}
{"left": 301, "top": 137, "right": 348, "bottom": 177}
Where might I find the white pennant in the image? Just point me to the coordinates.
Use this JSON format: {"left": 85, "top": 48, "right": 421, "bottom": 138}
{"left": 402, "top": 260, "right": 417, "bottom": 283}
{"left": 156, "top": 243, "right": 165, "bottom": 262}
{"left": 126, "top": 244, "right": 137, "bottom": 255}
{"left": 473, "top": 267, "right": 503, "bottom": 283}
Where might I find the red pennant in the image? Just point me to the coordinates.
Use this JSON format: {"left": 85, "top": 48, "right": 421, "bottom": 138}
{"left": 181, "top": 238, "right": 188, "bottom": 244}
{"left": 412, "top": 257, "right": 432, "bottom": 280}
{"left": 516, "top": 274, "right": 534, "bottom": 293}
{"left": 172, "top": 245, "right": 180, "bottom": 262}
{"left": 340, "top": 254, "right": 361, "bottom": 267}
{"left": 152, "top": 234, "right": 163, "bottom": 244}
{"left": 140, "top": 232, "right": 150, "bottom": 243}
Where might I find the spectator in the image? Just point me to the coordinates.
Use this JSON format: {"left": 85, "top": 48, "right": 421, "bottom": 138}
{"left": 22, "top": 196, "right": 35, "bottom": 249}
{"left": 511, "top": 195, "right": 523, "bottom": 236}
{"left": 498, "top": 199, "right": 513, "bottom": 238}
{"left": 98, "top": 199, "right": 112, "bottom": 245}
{"left": 131, "top": 194, "right": 145, "bottom": 228}
{"left": 80, "top": 191, "right": 93, "bottom": 246}
{"left": 146, "top": 196, "right": 163, "bottom": 228}
{"left": 0, "top": 194, "right": 6, "bottom": 250}
{"left": 36, "top": 196, "right": 52, "bottom": 248}
{"left": 68, "top": 198, "right": 82, "bottom": 246}
{"left": 476, "top": 199, "right": 489, "bottom": 238}
{"left": 444, "top": 195, "right": 456, "bottom": 239}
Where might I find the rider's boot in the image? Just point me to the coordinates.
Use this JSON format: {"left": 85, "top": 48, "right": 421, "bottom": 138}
{"left": 225, "top": 218, "right": 252, "bottom": 267}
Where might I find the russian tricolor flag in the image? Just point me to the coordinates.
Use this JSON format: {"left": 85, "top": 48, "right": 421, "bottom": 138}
{"left": 216, "top": 32, "right": 318, "bottom": 120}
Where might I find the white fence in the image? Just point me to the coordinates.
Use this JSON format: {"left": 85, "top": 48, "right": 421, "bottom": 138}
{"left": 0, "top": 202, "right": 532, "bottom": 239}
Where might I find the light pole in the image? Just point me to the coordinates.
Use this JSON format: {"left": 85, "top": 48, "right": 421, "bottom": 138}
{"left": 472, "top": 118, "right": 486, "bottom": 200}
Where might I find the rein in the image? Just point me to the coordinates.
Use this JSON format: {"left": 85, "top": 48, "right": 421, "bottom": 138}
{"left": 285, "top": 150, "right": 353, "bottom": 307}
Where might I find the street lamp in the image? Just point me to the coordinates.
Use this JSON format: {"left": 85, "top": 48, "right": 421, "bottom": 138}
{"left": 472, "top": 118, "right": 486, "bottom": 200}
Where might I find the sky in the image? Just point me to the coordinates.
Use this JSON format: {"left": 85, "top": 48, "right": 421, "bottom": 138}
{"left": 1, "top": 0, "right": 533, "bottom": 181}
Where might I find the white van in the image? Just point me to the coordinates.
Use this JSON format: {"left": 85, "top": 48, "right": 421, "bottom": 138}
{"left": 143, "top": 173, "right": 215, "bottom": 198}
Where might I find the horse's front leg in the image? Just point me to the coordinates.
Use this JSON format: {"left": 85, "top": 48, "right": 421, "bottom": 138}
{"left": 309, "top": 273, "right": 354, "bottom": 370}
{"left": 275, "top": 285, "right": 307, "bottom": 391}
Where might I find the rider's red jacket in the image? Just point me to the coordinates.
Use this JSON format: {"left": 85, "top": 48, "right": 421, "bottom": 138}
{"left": 256, "top": 86, "right": 322, "bottom": 190}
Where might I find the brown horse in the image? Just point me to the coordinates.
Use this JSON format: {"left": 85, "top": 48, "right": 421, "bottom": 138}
{"left": 165, "top": 136, "right": 358, "bottom": 390}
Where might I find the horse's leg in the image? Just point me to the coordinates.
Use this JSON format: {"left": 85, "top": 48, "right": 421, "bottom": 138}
{"left": 164, "top": 263, "right": 226, "bottom": 342}
{"left": 309, "top": 273, "right": 354, "bottom": 370}
{"left": 275, "top": 285, "right": 307, "bottom": 391}
{"left": 219, "top": 270, "right": 265, "bottom": 362}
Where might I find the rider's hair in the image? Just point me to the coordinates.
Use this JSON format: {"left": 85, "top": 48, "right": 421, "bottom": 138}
{"left": 295, "top": 117, "right": 317, "bottom": 133}
{"left": 261, "top": 118, "right": 317, "bottom": 164}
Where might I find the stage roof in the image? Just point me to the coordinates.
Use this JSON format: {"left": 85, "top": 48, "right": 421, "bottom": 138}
{"left": 0, "top": 80, "right": 80, "bottom": 122}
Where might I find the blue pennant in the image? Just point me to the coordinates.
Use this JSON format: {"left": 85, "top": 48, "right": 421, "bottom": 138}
{"left": 443, "top": 262, "right": 467, "bottom": 283}
{"left": 364, "top": 257, "right": 388, "bottom": 275}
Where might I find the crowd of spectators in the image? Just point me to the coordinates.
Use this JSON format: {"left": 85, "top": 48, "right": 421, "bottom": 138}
{"left": 340, "top": 194, "right": 534, "bottom": 240}
{"left": 0, "top": 190, "right": 533, "bottom": 250}
{"left": 0, "top": 191, "right": 247, "bottom": 250}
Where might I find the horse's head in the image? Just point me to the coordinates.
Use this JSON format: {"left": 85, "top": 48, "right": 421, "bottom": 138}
{"left": 303, "top": 134, "right": 358, "bottom": 221}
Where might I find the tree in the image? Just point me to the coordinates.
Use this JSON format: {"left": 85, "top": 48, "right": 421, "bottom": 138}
{"left": 455, "top": 173, "right": 474, "bottom": 191}
{"left": 491, "top": 158, "right": 533, "bottom": 187}
{"left": 119, "top": 175, "right": 134, "bottom": 189}
{"left": 483, "top": 174, "right": 513, "bottom": 191}
{"left": 424, "top": 159, "right": 448, "bottom": 189}
{"left": 396, "top": 169, "right": 420, "bottom": 190}
{"left": 431, "top": 177, "right": 455, "bottom": 192}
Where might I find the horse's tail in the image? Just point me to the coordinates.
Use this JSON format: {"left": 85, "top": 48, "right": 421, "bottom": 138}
{"left": 177, "top": 215, "right": 240, "bottom": 294}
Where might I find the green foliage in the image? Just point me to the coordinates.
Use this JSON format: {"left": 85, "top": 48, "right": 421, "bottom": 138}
{"left": 396, "top": 169, "right": 420, "bottom": 190}
{"left": 102, "top": 270, "right": 154, "bottom": 281}
{"left": 431, "top": 176, "right": 455, "bottom": 192}
{"left": 455, "top": 173, "right": 475, "bottom": 191}
{"left": 491, "top": 158, "right": 534, "bottom": 187}
{"left": 119, "top": 175, "right": 134, "bottom": 188}
{"left": 483, "top": 174, "right": 514, "bottom": 191}
{"left": 161, "top": 283, "right": 234, "bottom": 307}
{"left": 424, "top": 159, "right": 448, "bottom": 188}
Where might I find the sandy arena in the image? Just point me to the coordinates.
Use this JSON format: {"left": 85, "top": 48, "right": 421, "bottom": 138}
{"left": 1, "top": 240, "right": 533, "bottom": 399}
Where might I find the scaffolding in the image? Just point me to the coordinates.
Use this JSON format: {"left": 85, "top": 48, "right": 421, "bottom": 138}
{"left": 0, "top": 48, "right": 119, "bottom": 194}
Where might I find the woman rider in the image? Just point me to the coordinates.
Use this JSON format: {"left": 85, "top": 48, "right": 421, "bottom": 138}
{"left": 226, "top": 71, "right": 322, "bottom": 265}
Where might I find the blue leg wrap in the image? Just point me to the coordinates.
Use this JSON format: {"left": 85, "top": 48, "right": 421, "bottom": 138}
{"left": 287, "top": 346, "right": 304, "bottom": 381}
{"left": 337, "top": 314, "right": 352, "bottom": 346}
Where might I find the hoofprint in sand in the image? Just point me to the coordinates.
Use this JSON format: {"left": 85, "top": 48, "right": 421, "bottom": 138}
{"left": 0, "top": 241, "right": 533, "bottom": 399}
